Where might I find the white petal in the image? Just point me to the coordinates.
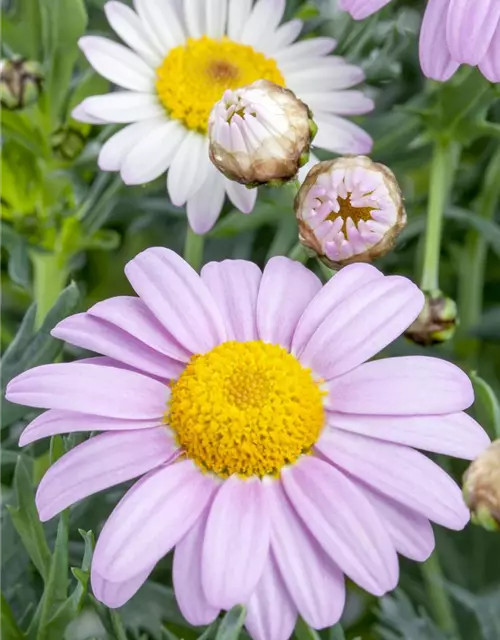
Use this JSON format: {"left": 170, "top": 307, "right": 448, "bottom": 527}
{"left": 275, "top": 38, "right": 337, "bottom": 67}
{"left": 99, "top": 116, "right": 166, "bottom": 171}
{"left": 184, "top": 0, "right": 205, "bottom": 37}
{"left": 241, "top": 0, "right": 286, "bottom": 48}
{"left": 186, "top": 163, "right": 226, "bottom": 234}
{"left": 134, "top": 0, "right": 185, "bottom": 53}
{"left": 104, "top": 1, "right": 163, "bottom": 66}
{"left": 72, "top": 103, "right": 107, "bottom": 124}
{"left": 300, "top": 90, "right": 374, "bottom": 115}
{"left": 78, "top": 36, "right": 155, "bottom": 92}
{"left": 227, "top": 0, "right": 252, "bottom": 39}
{"left": 80, "top": 92, "right": 164, "bottom": 123}
{"left": 121, "top": 119, "right": 187, "bottom": 184}
{"left": 286, "top": 61, "right": 365, "bottom": 92}
{"left": 206, "top": 0, "right": 228, "bottom": 38}
{"left": 224, "top": 179, "right": 257, "bottom": 214}
{"left": 265, "top": 19, "right": 303, "bottom": 54}
{"left": 314, "top": 115, "right": 373, "bottom": 155}
{"left": 167, "top": 132, "right": 209, "bottom": 205}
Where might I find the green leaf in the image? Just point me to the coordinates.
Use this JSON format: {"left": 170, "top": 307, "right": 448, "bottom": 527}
{"left": 215, "top": 606, "right": 246, "bottom": 640}
{"left": 6, "top": 456, "right": 52, "bottom": 582}
{"left": 1, "top": 282, "right": 81, "bottom": 429}
{"left": 294, "top": 618, "right": 321, "bottom": 640}
{"left": 445, "top": 207, "right": 500, "bottom": 260}
{"left": 198, "top": 621, "right": 220, "bottom": 640}
{"left": 36, "top": 512, "right": 70, "bottom": 640}
{"left": 329, "top": 624, "right": 347, "bottom": 640}
{"left": 446, "top": 583, "right": 500, "bottom": 640}
{"left": 39, "top": 0, "right": 88, "bottom": 125}
{"left": 1, "top": 224, "right": 31, "bottom": 290}
{"left": 1, "top": 0, "right": 42, "bottom": 59}
{"left": 470, "top": 372, "right": 500, "bottom": 439}
{"left": 210, "top": 204, "right": 282, "bottom": 238}
{"left": 1, "top": 592, "right": 24, "bottom": 640}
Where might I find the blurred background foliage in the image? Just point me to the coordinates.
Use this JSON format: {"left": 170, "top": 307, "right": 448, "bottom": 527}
{"left": 1, "top": 0, "right": 500, "bottom": 638}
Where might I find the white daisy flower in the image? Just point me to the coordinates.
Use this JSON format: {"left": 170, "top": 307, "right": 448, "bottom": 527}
{"left": 73, "top": 0, "right": 374, "bottom": 233}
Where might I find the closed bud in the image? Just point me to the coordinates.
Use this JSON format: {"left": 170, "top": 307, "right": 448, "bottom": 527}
{"left": 295, "top": 156, "right": 406, "bottom": 268}
{"left": 208, "top": 80, "right": 315, "bottom": 187}
{"left": 463, "top": 440, "right": 500, "bottom": 531}
{"left": 51, "top": 125, "right": 89, "bottom": 161}
{"left": 0, "top": 57, "right": 43, "bottom": 111}
{"left": 405, "top": 291, "right": 457, "bottom": 346}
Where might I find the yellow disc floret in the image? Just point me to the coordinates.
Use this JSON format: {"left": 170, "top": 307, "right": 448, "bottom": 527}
{"left": 156, "top": 36, "right": 285, "bottom": 134}
{"left": 167, "top": 341, "right": 325, "bottom": 478}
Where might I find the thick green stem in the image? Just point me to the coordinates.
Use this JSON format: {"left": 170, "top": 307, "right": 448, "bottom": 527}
{"left": 30, "top": 251, "right": 69, "bottom": 327}
{"left": 457, "top": 145, "right": 500, "bottom": 363}
{"left": 288, "top": 242, "right": 308, "bottom": 263}
{"left": 109, "top": 609, "right": 128, "bottom": 640}
{"left": 420, "top": 140, "right": 458, "bottom": 292}
{"left": 421, "top": 551, "right": 458, "bottom": 637}
{"left": 183, "top": 227, "right": 204, "bottom": 272}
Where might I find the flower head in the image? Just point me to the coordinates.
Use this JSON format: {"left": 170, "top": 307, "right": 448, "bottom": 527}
{"left": 463, "top": 440, "right": 500, "bottom": 531}
{"left": 405, "top": 291, "right": 458, "bottom": 347}
{"left": 295, "top": 156, "right": 406, "bottom": 268}
{"left": 339, "top": 0, "right": 500, "bottom": 83}
{"left": 7, "top": 249, "right": 489, "bottom": 640}
{"left": 72, "top": 0, "right": 373, "bottom": 233}
{"left": 0, "top": 57, "right": 43, "bottom": 110}
{"left": 208, "top": 80, "right": 315, "bottom": 187}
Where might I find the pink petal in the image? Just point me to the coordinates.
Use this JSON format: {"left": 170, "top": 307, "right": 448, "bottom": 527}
{"left": 200, "top": 260, "right": 262, "bottom": 341}
{"left": 245, "top": 553, "right": 297, "bottom": 640}
{"left": 89, "top": 296, "right": 190, "bottom": 362}
{"left": 299, "top": 276, "right": 424, "bottom": 380}
{"left": 36, "top": 428, "right": 175, "bottom": 521}
{"left": 446, "top": 0, "right": 500, "bottom": 66}
{"left": 419, "top": 0, "right": 459, "bottom": 81}
{"left": 326, "top": 356, "right": 474, "bottom": 415}
{"left": 92, "top": 460, "right": 217, "bottom": 582}
{"left": 339, "top": 0, "right": 393, "bottom": 20}
{"left": 52, "top": 313, "right": 183, "bottom": 380}
{"left": 282, "top": 456, "right": 398, "bottom": 596}
{"left": 202, "top": 477, "right": 271, "bottom": 610}
{"left": 269, "top": 481, "right": 345, "bottom": 628}
{"left": 19, "top": 410, "right": 161, "bottom": 446}
{"left": 173, "top": 509, "right": 220, "bottom": 626}
{"left": 257, "top": 257, "right": 322, "bottom": 350}
{"left": 479, "top": 20, "right": 500, "bottom": 82}
{"left": 92, "top": 566, "right": 153, "bottom": 608}
{"left": 125, "top": 247, "right": 226, "bottom": 354}
{"left": 357, "top": 484, "right": 435, "bottom": 562}
{"left": 316, "top": 429, "right": 469, "bottom": 530}
{"left": 6, "top": 363, "right": 167, "bottom": 419}
{"left": 292, "top": 263, "right": 383, "bottom": 356}
{"left": 327, "top": 410, "right": 490, "bottom": 459}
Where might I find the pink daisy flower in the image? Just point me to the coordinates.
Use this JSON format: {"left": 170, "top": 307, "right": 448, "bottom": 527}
{"left": 339, "top": 0, "right": 500, "bottom": 82}
{"left": 6, "top": 249, "right": 489, "bottom": 640}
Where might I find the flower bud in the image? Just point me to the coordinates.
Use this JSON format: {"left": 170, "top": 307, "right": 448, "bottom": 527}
{"left": 405, "top": 291, "right": 457, "bottom": 346}
{"left": 0, "top": 57, "right": 43, "bottom": 111}
{"left": 208, "top": 79, "right": 315, "bottom": 187}
{"left": 463, "top": 440, "right": 500, "bottom": 531}
{"left": 295, "top": 156, "right": 406, "bottom": 268}
{"left": 51, "top": 125, "right": 89, "bottom": 161}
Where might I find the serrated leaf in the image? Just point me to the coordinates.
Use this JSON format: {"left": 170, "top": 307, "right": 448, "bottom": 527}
{"left": 1, "top": 592, "right": 24, "bottom": 640}
{"left": 470, "top": 372, "right": 500, "bottom": 439}
{"left": 215, "top": 606, "right": 246, "bottom": 640}
{"left": 7, "top": 456, "right": 52, "bottom": 582}
{"left": 446, "top": 583, "right": 500, "bottom": 640}
{"left": 1, "top": 281, "right": 81, "bottom": 429}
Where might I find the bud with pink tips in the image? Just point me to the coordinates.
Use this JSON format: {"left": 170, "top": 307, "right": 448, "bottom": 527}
{"left": 208, "top": 80, "right": 316, "bottom": 187}
{"left": 295, "top": 156, "right": 406, "bottom": 269}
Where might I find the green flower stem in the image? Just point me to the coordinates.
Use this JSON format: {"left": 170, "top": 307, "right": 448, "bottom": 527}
{"left": 288, "top": 242, "right": 308, "bottom": 263}
{"left": 184, "top": 226, "right": 204, "bottom": 272}
{"left": 109, "top": 609, "right": 128, "bottom": 640}
{"left": 420, "top": 140, "right": 459, "bottom": 293}
{"left": 421, "top": 550, "right": 458, "bottom": 636}
{"left": 457, "top": 145, "right": 500, "bottom": 363}
{"left": 30, "top": 250, "right": 69, "bottom": 328}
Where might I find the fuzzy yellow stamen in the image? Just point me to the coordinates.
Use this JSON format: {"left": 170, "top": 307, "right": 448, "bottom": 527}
{"left": 167, "top": 341, "right": 325, "bottom": 478}
{"left": 156, "top": 36, "right": 285, "bottom": 134}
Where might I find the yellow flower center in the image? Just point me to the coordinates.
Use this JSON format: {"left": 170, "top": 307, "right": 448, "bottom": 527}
{"left": 326, "top": 193, "right": 378, "bottom": 236}
{"left": 167, "top": 341, "right": 325, "bottom": 478}
{"left": 156, "top": 36, "right": 285, "bottom": 134}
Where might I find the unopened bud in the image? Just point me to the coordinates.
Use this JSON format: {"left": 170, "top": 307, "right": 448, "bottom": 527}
{"left": 295, "top": 156, "right": 406, "bottom": 268}
{"left": 0, "top": 57, "right": 43, "bottom": 110}
{"left": 405, "top": 291, "right": 457, "bottom": 346}
{"left": 51, "top": 125, "right": 89, "bottom": 161}
{"left": 208, "top": 80, "right": 315, "bottom": 187}
{"left": 463, "top": 440, "right": 500, "bottom": 531}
